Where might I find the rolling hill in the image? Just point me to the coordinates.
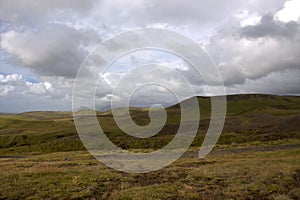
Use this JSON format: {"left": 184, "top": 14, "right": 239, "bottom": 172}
{"left": 0, "top": 94, "right": 299, "bottom": 154}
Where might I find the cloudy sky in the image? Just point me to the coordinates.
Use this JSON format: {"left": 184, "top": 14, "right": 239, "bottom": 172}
{"left": 1, "top": 0, "right": 300, "bottom": 113}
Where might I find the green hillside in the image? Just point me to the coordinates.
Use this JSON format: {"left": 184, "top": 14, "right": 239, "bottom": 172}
{"left": 0, "top": 94, "right": 299, "bottom": 154}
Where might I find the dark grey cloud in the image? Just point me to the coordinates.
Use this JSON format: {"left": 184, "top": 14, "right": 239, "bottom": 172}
{"left": 1, "top": 24, "right": 101, "bottom": 77}
{"left": 208, "top": 12, "right": 300, "bottom": 89}
{"left": 240, "top": 14, "right": 300, "bottom": 39}
{"left": 226, "top": 69, "right": 300, "bottom": 95}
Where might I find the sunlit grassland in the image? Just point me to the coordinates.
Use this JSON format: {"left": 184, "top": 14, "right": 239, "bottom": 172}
{"left": 0, "top": 147, "right": 299, "bottom": 199}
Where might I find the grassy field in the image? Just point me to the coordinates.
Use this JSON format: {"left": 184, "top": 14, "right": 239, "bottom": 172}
{"left": 0, "top": 94, "right": 300, "bottom": 199}
{"left": 1, "top": 146, "right": 300, "bottom": 199}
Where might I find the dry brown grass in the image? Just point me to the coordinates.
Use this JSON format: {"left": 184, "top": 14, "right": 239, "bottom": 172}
{"left": 0, "top": 145, "right": 299, "bottom": 199}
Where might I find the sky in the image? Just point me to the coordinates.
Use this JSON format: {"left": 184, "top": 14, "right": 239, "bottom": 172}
{"left": 0, "top": 0, "right": 300, "bottom": 113}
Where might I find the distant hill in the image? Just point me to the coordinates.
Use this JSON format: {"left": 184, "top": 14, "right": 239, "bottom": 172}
{"left": 0, "top": 94, "right": 299, "bottom": 154}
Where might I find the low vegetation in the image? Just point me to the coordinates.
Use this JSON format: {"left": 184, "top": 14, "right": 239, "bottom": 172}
{"left": 0, "top": 94, "right": 299, "bottom": 199}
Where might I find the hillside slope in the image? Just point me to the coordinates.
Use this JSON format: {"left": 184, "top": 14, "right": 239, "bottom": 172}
{"left": 0, "top": 94, "right": 299, "bottom": 154}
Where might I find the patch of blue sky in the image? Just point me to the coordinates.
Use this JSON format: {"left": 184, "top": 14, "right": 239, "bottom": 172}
{"left": 0, "top": 20, "right": 29, "bottom": 33}
{"left": 0, "top": 61, "right": 40, "bottom": 84}
{"left": 0, "top": 42, "right": 40, "bottom": 84}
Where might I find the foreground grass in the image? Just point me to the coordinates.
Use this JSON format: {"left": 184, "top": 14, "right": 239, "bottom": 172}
{"left": 0, "top": 145, "right": 299, "bottom": 199}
